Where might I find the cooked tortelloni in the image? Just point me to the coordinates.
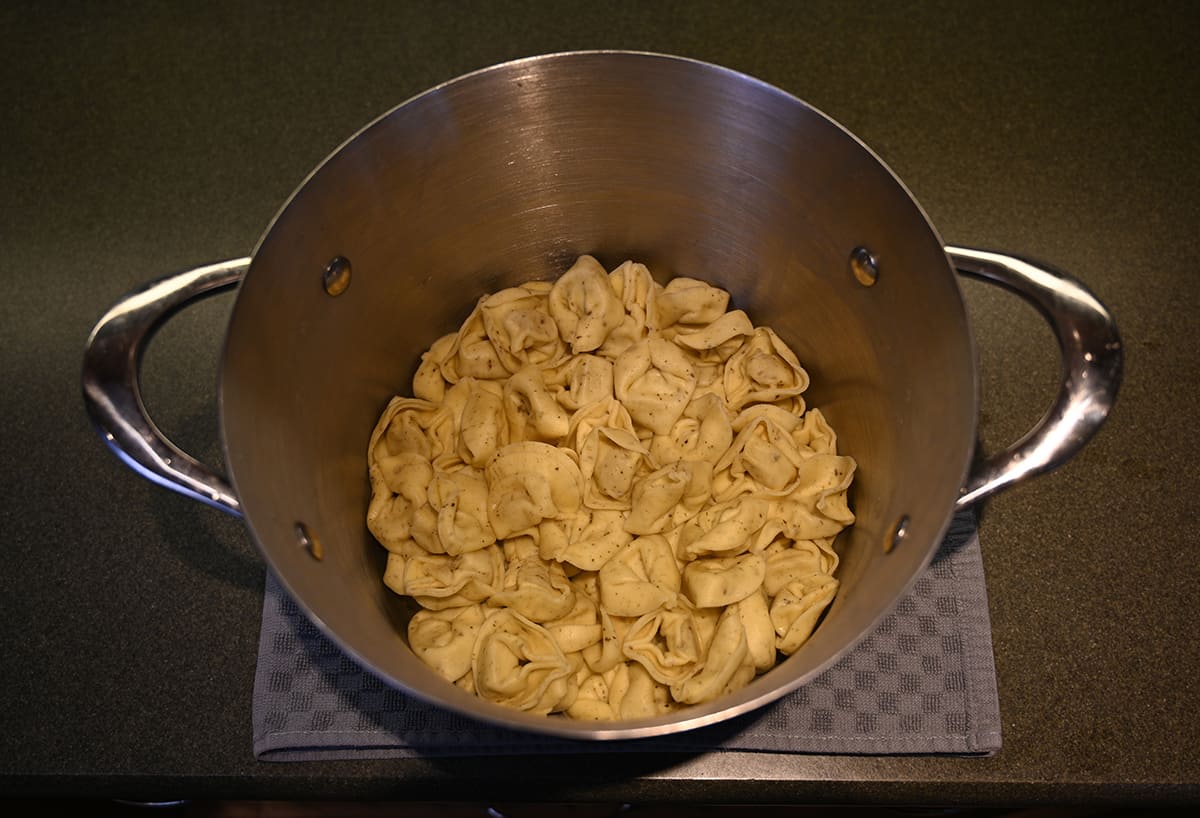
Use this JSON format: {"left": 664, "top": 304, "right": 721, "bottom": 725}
{"left": 366, "top": 255, "right": 857, "bottom": 720}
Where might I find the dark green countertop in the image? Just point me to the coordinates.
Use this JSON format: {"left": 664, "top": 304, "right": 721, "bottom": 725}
{"left": 2, "top": 0, "right": 1197, "bottom": 806}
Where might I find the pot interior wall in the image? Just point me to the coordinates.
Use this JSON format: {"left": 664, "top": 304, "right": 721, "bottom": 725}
{"left": 220, "top": 53, "right": 977, "bottom": 736}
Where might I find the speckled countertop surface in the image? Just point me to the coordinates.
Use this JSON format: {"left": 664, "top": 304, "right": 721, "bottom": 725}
{"left": 2, "top": 0, "right": 1196, "bottom": 806}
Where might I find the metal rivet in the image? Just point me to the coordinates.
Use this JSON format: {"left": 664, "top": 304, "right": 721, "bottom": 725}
{"left": 322, "top": 256, "right": 351, "bottom": 296}
{"left": 295, "top": 521, "right": 324, "bottom": 561}
{"left": 887, "top": 515, "right": 910, "bottom": 553}
{"left": 850, "top": 246, "right": 879, "bottom": 287}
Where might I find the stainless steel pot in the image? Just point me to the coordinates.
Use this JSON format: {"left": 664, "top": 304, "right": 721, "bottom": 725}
{"left": 82, "top": 52, "right": 1122, "bottom": 740}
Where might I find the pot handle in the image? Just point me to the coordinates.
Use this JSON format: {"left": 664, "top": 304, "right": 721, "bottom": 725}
{"left": 947, "top": 246, "right": 1123, "bottom": 508}
{"left": 81, "top": 258, "right": 251, "bottom": 517}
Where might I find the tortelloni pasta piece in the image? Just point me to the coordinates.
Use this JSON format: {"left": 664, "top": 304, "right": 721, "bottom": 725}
{"left": 613, "top": 338, "right": 698, "bottom": 435}
{"left": 408, "top": 467, "right": 495, "bottom": 556}
{"left": 678, "top": 497, "right": 770, "bottom": 559}
{"left": 408, "top": 604, "right": 486, "bottom": 683}
{"left": 771, "top": 574, "right": 840, "bottom": 655}
{"left": 484, "top": 442, "right": 583, "bottom": 539}
{"left": 648, "top": 392, "right": 733, "bottom": 466}
{"left": 624, "top": 460, "right": 713, "bottom": 535}
{"left": 412, "top": 332, "right": 457, "bottom": 402}
{"left": 771, "top": 454, "right": 858, "bottom": 539}
{"left": 724, "top": 326, "right": 811, "bottom": 410}
{"left": 537, "top": 509, "right": 632, "bottom": 571}
{"left": 367, "top": 254, "right": 857, "bottom": 720}
{"left": 566, "top": 672, "right": 618, "bottom": 721}
{"left": 472, "top": 610, "right": 576, "bottom": 714}
{"left": 580, "top": 607, "right": 629, "bottom": 674}
{"left": 479, "top": 285, "right": 568, "bottom": 374}
{"left": 623, "top": 607, "right": 705, "bottom": 686}
{"left": 598, "top": 535, "right": 681, "bottom": 617}
{"left": 549, "top": 255, "right": 625, "bottom": 354}
{"left": 366, "top": 454, "right": 431, "bottom": 551}
{"left": 544, "top": 593, "right": 603, "bottom": 654}
{"left": 504, "top": 365, "right": 571, "bottom": 443}
{"left": 577, "top": 425, "right": 655, "bottom": 510}
{"left": 732, "top": 589, "right": 777, "bottom": 672}
{"left": 489, "top": 556, "right": 576, "bottom": 622}
{"left": 712, "top": 405, "right": 808, "bottom": 499}
{"left": 456, "top": 378, "right": 508, "bottom": 467}
{"left": 443, "top": 300, "right": 508, "bottom": 382}
{"left": 545, "top": 354, "right": 614, "bottom": 411}
{"left": 568, "top": 661, "right": 675, "bottom": 720}
{"left": 672, "top": 309, "right": 753, "bottom": 361}
{"left": 761, "top": 537, "right": 840, "bottom": 597}
{"left": 369, "top": 396, "right": 439, "bottom": 461}
{"left": 598, "top": 260, "right": 657, "bottom": 359}
{"left": 388, "top": 546, "right": 505, "bottom": 611}
{"left": 565, "top": 396, "right": 635, "bottom": 453}
{"left": 654, "top": 277, "right": 730, "bottom": 329}
{"left": 794, "top": 407, "right": 839, "bottom": 455}
{"left": 681, "top": 552, "right": 767, "bottom": 608}
{"left": 670, "top": 606, "right": 750, "bottom": 705}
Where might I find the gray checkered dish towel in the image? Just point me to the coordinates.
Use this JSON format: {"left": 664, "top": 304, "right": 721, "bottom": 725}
{"left": 253, "top": 511, "right": 1001, "bottom": 760}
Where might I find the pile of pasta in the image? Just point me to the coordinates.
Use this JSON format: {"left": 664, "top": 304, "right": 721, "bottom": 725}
{"left": 366, "top": 255, "right": 856, "bottom": 720}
